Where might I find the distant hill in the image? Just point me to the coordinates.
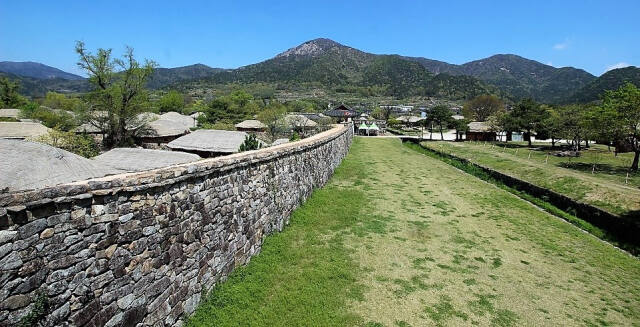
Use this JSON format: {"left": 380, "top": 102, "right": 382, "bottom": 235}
{"left": 565, "top": 66, "right": 640, "bottom": 103}
{"left": 200, "top": 39, "right": 592, "bottom": 102}
{"left": 2, "top": 38, "right": 607, "bottom": 102}
{"left": 404, "top": 54, "right": 596, "bottom": 103}
{"left": 0, "top": 62, "right": 226, "bottom": 97}
{"left": 0, "top": 61, "right": 84, "bottom": 80}
{"left": 148, "top": 64, "right": 225, "bottom": 89}
{"left": 198, "top": 38, "right": 497, "bottom": 100}
{"left": 0, "top": 72, "right": 89, "bottom": 97}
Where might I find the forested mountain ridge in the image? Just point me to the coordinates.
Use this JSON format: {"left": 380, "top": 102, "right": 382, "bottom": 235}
{"left": 565, "top": 66, "right": 640, "bottom": 103}
{"left": 0, "top": 61, "right": 84, "bottom": 80}
{"left": 403, "top": 53, "right": 596, "bottom": 103}
{"left": 1, "top": 38, "right": 617, "bottom": 103}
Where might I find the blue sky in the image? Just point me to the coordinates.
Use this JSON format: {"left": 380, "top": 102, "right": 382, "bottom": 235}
{"left": 1, "top": 0, "right": 638, "bottom": 76}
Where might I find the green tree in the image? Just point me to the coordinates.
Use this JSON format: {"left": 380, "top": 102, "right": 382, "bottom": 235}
{"left": 371, "top": 106, "right": 391, "bottom": 121}
{"left": 462, "top": 95, "right": 504, "bottom": 122}
{"left": 451, "top": 118, "right": 469, "bottom": 141}
{"left": 41, "top": 92, "right": 82, "bottom": 111}
{"left": 429, "top": 105, "right": 452, "bottom": 140}
{"left": 258, "top": 103, "right": 287, "bottom": 142}
{"left": 286, "top": 100, "right": 314, "bottom": 113}
{"left": 19, "top": 102, "right": 78, "bottom": 131}
{"left": 504, "top": 98, "right": 549, "bottom": 147}
{"left": 158, "top": 90, "right": 184, "bottom": 112}
{"left": 238, "top": 134, "right": 262, "bottom": 152}
{"left": 75, "top": 41, "right": 156, "bottom": 147}
{"left": 599, "top": 82, "right": 640, "bottom": 171}
{"left": 584, "top": 104, "right": 618, "bottom": 151}
{"left": 0, "top": 77, "right": 26, "bottom": 108}
{"left": 203, "top": 90, "right": 259, "bottom": 124}
{"left": 555, "top": 104, "right": 589, "bottom": 151}
{"left": 200, "top": 120, "right": 235, "bottom": 131}
{"left": 541, "top": 105, "right": 562, "bottom": 148}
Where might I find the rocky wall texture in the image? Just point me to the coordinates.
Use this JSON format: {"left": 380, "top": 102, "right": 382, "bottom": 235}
{"left": 0, "top": 124, "right": 353, "bottom": 326}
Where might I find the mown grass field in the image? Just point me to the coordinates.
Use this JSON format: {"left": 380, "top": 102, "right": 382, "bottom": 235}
{"left": 421, "top": 141, "right": 640, "bottom": 217}
{"left": 187, "top": 138, "right": 640, "bottom": 326}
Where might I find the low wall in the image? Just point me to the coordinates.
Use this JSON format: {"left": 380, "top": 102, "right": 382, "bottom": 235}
{"left": 0, "top": 124, "right": 353, "bottom": 326}
{"left": 413, "top": 142, "right": 639, "bottom": 249}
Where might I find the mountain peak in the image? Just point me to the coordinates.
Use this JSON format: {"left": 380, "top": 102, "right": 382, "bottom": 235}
{"left": 275, "top": 38, "right": 345, "bottom": 58}
{"left": 0, "top": 61, "right": 84, "bottom": 80}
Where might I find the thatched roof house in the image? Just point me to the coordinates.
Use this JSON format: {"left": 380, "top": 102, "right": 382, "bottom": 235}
{"left": 167, "top": 129, "right": 257, "bottom": 157}
{"left": 145, "top": 119, "right": 191, "bottom": 137}
{"left": 159, "top": 111, "right": 197, "bottom": 129}
{"left": 0, "top": 109, "right": 20, "bottom": 119}
{"left": 235, "top": 119, "right": 266, "bottom": 132}
{"left": 0, "top": 122, "right": 51, "bottom": 139}
{"left": 0, "top": 139, "right": 120, "bottom": 192}
{"left": 271, "top": 138, "right": 289, "bottom": 146}
{"left": 284, "top": 114, "right": 318, "bottom": 128}
{"left": 93, "top": 148, "right": 200, "bottom": 172}
{"left": 468, "top": 121, "right": 491, "bottom": 132}
{"left": 297, "top": 112, "right": 329, "bottom": 122}
{"left": 466, "top": 121, "right": 495, "bottom": 141}
{"left": 396, "top": 116, "right": 424, "bottom": 124}
{"left": 136, "top": 113, "right": 191, "bottom": 147}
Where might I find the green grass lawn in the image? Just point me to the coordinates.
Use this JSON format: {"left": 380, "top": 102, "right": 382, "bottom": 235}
{"left": 187, "top": 138, "right": 640, "bottom": 326}
{"left": 421, "top": 141, "right": 640, "bottom": 216}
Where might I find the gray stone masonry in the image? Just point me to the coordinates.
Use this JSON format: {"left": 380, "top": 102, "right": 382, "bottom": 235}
{"left": 0, "top": 124, "right": 353, "bottom": 326}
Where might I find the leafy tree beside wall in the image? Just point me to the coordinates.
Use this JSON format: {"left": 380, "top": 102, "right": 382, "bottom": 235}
{"left": 75, "top": 41, "right": 156, "bottom": 147}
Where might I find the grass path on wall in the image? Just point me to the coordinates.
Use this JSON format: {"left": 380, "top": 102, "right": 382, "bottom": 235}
{"left": 187, "top": 138, "right": 640, "bottom": 326}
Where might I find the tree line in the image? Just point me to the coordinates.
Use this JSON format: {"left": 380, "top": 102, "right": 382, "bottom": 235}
{"left": 461, "top": 86, "right": 640, "bottom": 171}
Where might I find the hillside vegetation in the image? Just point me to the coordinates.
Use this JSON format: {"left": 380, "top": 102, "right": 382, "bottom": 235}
{"left": 567, "top": 66, "right": 640, "bottom": 103}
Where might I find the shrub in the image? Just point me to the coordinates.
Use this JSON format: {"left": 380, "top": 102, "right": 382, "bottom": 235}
{"left": 35, "top": 129, "right": 100, "bottom": 158}
{"left": 239, "top": 134, "right": 262, "bottom": 152}
{"left": 289, "top": 131, "right": 301, "bottom": 142}
{"left": 201, "top": 120, "right": 235, "bottom": 131}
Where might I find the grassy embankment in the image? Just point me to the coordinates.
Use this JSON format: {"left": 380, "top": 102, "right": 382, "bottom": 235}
{"left": 187, "top": 138, "right": 640, "bottom": 326}
{"left": 420, "top": 141, "right": 640, "bottom": 216}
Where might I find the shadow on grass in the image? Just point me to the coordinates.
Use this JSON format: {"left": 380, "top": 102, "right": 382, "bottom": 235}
{"left": 558, "top": 162, "right": 638, "bottom": 177}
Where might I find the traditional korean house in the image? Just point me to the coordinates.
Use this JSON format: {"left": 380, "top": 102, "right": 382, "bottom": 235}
{"left": 235, "top": 120, "right": 267, "bottom": 132}
{"left": 0, "top": 122, "right": 50, "bottom": 139}
{"left": 0, "top": 139, "right": 119, "bottom": 192}
{"left": 0, "top": 109, "right": 21, "bottom": 121}
{"left": 324, "top": 104, "right": 357, "bottom": 122}
{"left": 167, "top": 129, "right": 262, "bottom": 158}
{"left": 93, "top": 148, "right": 200, "bottom": 172}
{"left": 466, "top": 122, "right": 496, "bottom": 141}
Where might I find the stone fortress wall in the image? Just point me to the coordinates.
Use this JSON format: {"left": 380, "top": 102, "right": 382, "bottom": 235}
{"left": 0, "top": 124, "right": 353, "bottom": 326}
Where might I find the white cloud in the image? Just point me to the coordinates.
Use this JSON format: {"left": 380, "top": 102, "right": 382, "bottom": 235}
{"left": 553, "top": 42, "right": 568, "bottom": 50}
{"left": 605, "top": 62, "right": 631, "bottom": 73}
